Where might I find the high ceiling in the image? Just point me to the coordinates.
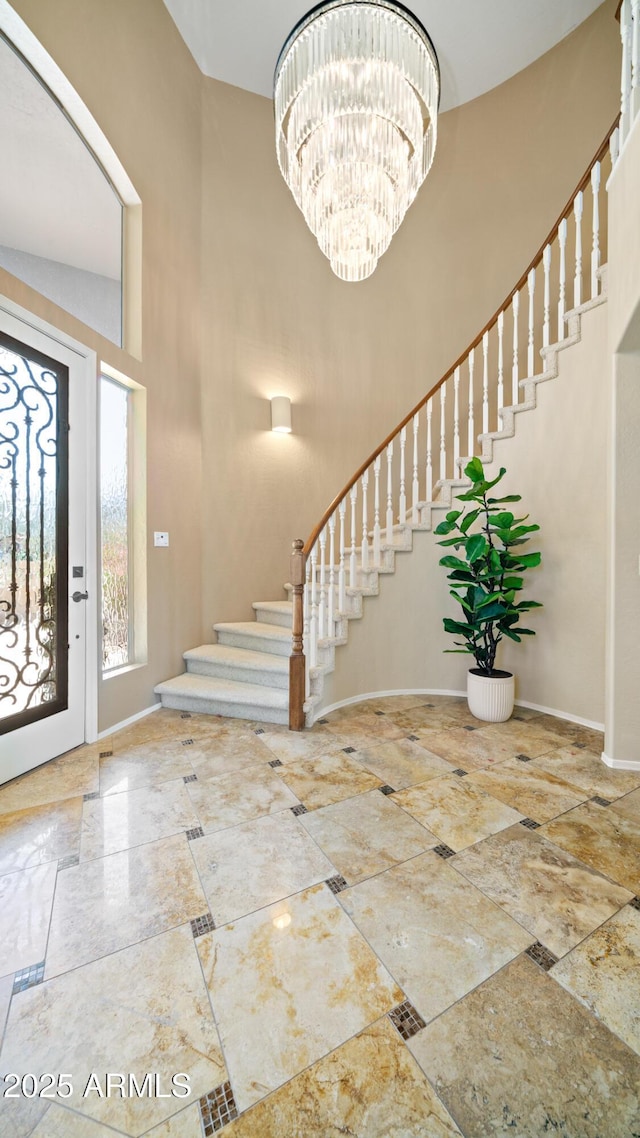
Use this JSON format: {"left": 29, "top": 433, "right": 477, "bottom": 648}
{"left": 162, "top": 0, "right": 604, "bottom": 112}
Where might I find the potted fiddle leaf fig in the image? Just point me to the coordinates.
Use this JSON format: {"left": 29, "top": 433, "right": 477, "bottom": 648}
{"left": 434, "top": 457, "right": 542, "bottom": 722}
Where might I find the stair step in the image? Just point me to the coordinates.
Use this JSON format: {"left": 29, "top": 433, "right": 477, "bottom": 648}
{"left": 154, "top": 672, "right": 289, "bottom": 725}
{"left": 252, "top": 600, "right": 293, "bottom": 628}
{"left": 184, "top": 643, "right": 289, "bottom": 689}
{"left": 215, "top": 621, "right": 292, "bottom": 657}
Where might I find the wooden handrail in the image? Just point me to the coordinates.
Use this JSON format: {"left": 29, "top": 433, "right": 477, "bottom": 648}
{"left": 302, "top": 116, "right": 619, "bottom": 558}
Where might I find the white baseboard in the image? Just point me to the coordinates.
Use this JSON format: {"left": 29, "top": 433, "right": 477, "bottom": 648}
{"left": 601, "top": 751, "right": 640, "bottom": 772}
{"left": 514, "top": 699, "right": 604, "bottom": 733}
{"left": 97, "top": 701, "right": 161, "bottom": 739}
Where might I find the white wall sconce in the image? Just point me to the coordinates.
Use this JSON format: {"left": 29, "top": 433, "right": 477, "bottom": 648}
{"left": 271, "top": 395, "right": 292, "bottom": 434}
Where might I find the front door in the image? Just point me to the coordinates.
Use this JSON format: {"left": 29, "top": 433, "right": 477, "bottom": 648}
{"left": 0, "top": 308, "right": 91, "bottom": 784}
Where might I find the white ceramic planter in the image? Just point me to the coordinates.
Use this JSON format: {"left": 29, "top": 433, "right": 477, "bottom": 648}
{"left": 467, "top": 668, "right": 515, "bottom": 723}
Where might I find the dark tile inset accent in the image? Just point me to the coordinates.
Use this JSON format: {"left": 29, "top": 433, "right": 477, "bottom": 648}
{"left": 407, "top": 734, "right": 421, "bottom": 742}
{"left": 254, "top": 728, "right": 265, "bottom": 735}
{"left": 83, "top": 791, "right": 100, "bottom": 801}
{"left": 520, "top": 817, "right": 541, "bottom": 830}
{"left": 452, "top": 769, "right": 467, "bottom": 777}
{"left": 268, "top": 759, "right": 283, "bottom": 768}
{"left": 389, "top": 999, "right": 427, "bottom": 1041}
{"left": 182, "top": 738, "right": 195, "bottom": 746}
{"left": 183, "top": 773, "right": 198, "bottom": 784}
{"left": 57, "top": 854, "right": 80, "bottom": 871}
{"left": 379, "top": 784, "right": 396, "bottom": 796}
{"left": 317, "top": 718, "right": 329, "bottom": 725}
{"left": 12, "top": 961, "right": 45, "bottom": 995}
{"left": 525, "top": 941, "right": 559, "bottom": 972}
{"left": 628, "top": 897, "right": 640, "bottom": 911}
{"left": 199, "top": 1082, "right": 239, "bottom": 1134}
{"left": 99, "top": 750, "right": 113, "bottom": 758}
{"left": 374, "top": 710, "right": 386, "bottom": 716}
{"left": 326, "top": 874, "right": 349, "bottom": 895}
{"left": 463, "top": 725, "right": 477, "bottom": 732}
{"left": 433, "top": 844, "right": 456, "bottom": 860}
{"left": 516, "top": 753, "right": 533, "bottom": 763}
{"left": 191, "top": 912, "right": 216, "bottom": 938}
{"left": 575, "top": 742, "right": 587, "bottom": 749}
{"left": 291, "top": 803, "right": 308, "bottom": 816}
{"left": 591, "top": 795, "right": 612, "bottom": 807}
{"left": 342, "top": 746, "right": 356, "bottom": 754}
{"left": 181, "top": 712, "right": 192, "bottom": 718}
{"left": 186, "top": 826, "right": 205, "bottom": 841}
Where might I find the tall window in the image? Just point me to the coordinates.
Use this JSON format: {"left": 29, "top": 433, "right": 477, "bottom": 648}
{"left": 100, "top": 376, "right": 132, "bottom": 671}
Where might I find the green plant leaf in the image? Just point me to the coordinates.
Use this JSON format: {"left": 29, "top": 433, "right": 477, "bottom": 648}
{"left": 465, "top": 533, "right": 488, "bottom": 562}
{"left": 493, "top": 512, "right": 514, "bottom": 527}
{"left": 439, "top": 555, "right": 471, "bottom": 571}
{"left": 434, "top": 520, "right": 454, "bottom": 535}
{"left": 460, "top": 508, "right": 481, "bottom": 534}
{"left": 514, "top": 552, "right": 542, "bottom": 568}
{"left": 445, "top": 510, "right": 462, "bottom": 523}
{"left": 463, "top": 457, "right": 485, "bottom": 482}
{"left": 487, "top": 495, "right": 521, "bottom": 504}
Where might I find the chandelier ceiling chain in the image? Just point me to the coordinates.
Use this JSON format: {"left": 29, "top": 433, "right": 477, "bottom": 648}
{"left": 274, "top": 0, "right": 440, "bottom": 282}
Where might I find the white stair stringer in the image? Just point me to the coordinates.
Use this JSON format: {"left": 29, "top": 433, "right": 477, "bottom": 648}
{"left": 154, "top": 280, "right": 608, "bottom": 727}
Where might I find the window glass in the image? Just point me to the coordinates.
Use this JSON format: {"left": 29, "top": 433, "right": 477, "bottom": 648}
{"left": 100, "top": 377, "right": 131, "bottom": 671}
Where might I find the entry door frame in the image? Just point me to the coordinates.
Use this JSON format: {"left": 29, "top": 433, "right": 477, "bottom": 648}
{"left": 0, "top": 294, "right": 99, "bottom": 748}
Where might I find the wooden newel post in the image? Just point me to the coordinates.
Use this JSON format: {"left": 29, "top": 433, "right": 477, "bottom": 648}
{"left": 289, "top": 538, "right": 306, "bottom": 731}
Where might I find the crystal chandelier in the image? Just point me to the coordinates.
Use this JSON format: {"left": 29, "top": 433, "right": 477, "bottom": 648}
{"left": 274, "top": 0, "right": 440, "bottom": 282}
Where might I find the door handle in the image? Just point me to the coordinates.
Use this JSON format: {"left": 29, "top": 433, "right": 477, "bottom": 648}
{"left": 71, "top": 591, "right": 89, "bottom": 602}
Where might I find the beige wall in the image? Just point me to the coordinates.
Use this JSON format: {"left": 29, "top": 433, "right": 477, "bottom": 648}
{"left": 200, "top": 1, "right": 621, "bottom": 633}
{"left": 4, "top": 0, "right": 204, "bottom": 732}
{"left": 321, "top": 298, "right": 610, "bottom": 727}
{"left": 605, "top": 112, "right": 640, "bottom": 765}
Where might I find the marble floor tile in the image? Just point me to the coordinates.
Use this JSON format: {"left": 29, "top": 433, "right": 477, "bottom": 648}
{"left": 527, "top": 712, "right": 605, "bottom": 752}
{"left": 610, "top": 784, "right": 640, "bottom": 822}
{"left": 0, "top": 797, "right": 82, "bottom": 875}
{"left": 0, "top": 749, "right": 98, "bottom": 816}
{"left": 551, "top": 904, "right": 640, "bottom": 1055}
{"left": 1, "top": 924, "right": 225, "bottom": 1135}
{"left": 29, "top": 1105, "right": 139, "bottom": 1136}
{"left": 532, "top": 745, "right": 640, "bottom": 801}
{"left": 80, "top": 779, "right": 200, "bottom": 861}
{"left": 277, "top": 751, "right": 383, "bottom": 810}
{"left": 365, "top": 694, "right": 434, "bottom": 713}
{"left": 0, "top": 862, "right": 57, "bottom": 976}
{"left": 386, "top": 704, "right": 474, "bottom": 732}
{"left": 541, "top": 800, "right": 640, "bottom": 893}
{"left": 409, "top": 954, "right": 640, "bottom": 1138}
{"left": 223, "top": 1017, "right": 461, "bottom": 1137}
{"left": 393, "top": 776, "right": 523, "bottom": 851}
{"left": 186, "top": 765, "right": 299, "bottom": 833}
{"left": 144, "top": 1103, "right": 204, "bottom": 1138}
{"left": 105, "top": 708, "right": 191, "bottom": 747}
{"left": 0, "top": 1094, "right": 48, "bottom": 1138}
{"left": 190, "top": 811, "right": 335, "bottom": 924}
{"left": 354, "top": 738, "right": 456, "bottom": 790}
{"left": 300, "top": 789, "right": 438, "bottom": 883}
{"left": 99, "top": 741, "right": 196, "bottom": 797}
{"left": 257, "top": 725, "right": 341, "bottom": 763}
{"left": 477, "top": 719, "right": 568, "bottom": 756}
{"left": 452, "top": 825, "right": 632, "bottom": 957}
{"left": 45, "top": 833, "right": 207, "bottom": 978}
{"left": 340, "top": 853, "right": 532, "bottom": 1023}
{"left": 407, "top": 725, "right": 537, "bottom": 769}
{"left": 468, "top": 757, "right": 586, "bottom": 823}
{"left": 0, "top": 972, "right": 13, "bottom": 1047}
{"left": 197, "top": 883, "right": 403, "bottom": 1111}
{"left": 187, "top": 733, "right": 273, "bottom": 780}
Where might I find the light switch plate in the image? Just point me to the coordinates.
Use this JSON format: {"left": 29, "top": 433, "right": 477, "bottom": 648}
{"left": 154, "top": 532, "right": 169, "bottom": 547}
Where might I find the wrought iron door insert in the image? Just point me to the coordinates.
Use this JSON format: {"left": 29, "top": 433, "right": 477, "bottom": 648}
{"left": 0, "top": 332, "right": 69, "bottom": 734}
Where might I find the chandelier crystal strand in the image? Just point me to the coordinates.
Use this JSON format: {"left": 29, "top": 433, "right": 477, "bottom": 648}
{"left": 275, "top": 1, "right": 439, "bottom": 282}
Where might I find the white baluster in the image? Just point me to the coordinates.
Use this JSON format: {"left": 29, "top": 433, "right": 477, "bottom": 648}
{"left": 318, "top": 528, "right": 327, "bottom": 641}
{"left": 542, "top": 245, "right": 551, "bottom": 348}
{"left": 558, "top": 218, "right": 568, "bottom": 335}
{"left": 482, "top": 333, "right": 489, "bottom": 434}
{"left": 527, "top": 269, "right": 535, "bottom": 377}
{"left": 304, "top": 559, "right": 311, "bottom": 699}
{"left": 439, "top": 383, "right": 447, "bottom": 481}
{"left": 411, "top": 413, "right": 420, "bottom": 522}
{"left": 309, "top": 545, "right": 318, "bottom": 669}
{"left": 512, "top": 290, "right": 520, "bottom": 405}
{"left": 399, "top": 427, "right": 407, "bottom": 524}
{"left": 453, "top": 367, "right": 460, "bottom": 473}
{"left": 632, "top": 0, "right": 640, "bottom": 121}
{"left": 621, "top": 0, "right": 632, "bottom": 143}
{"left": 386, "top": 441, "right": 394, "bottom": 545}
{"left": 573, "top": 190, "right": 583, "bottom": 309}
{"left": 467, "top": 350, "right": 475, "bottom": 457}
{"left": 338, "top": 499, "right": 346, "bottom": 613}
{"left": 590, "top": 161, "right": 601, "bottom": 300}
{"left": 328, "top": 515, "right": 335, "bottom": 635}
{"left": 349, "top": 484, "right": 358, "bottom": 589}
{"left": 426, "top": 400, "right": 433, "bottom": 501}
{"left": 361, "top": 470, "right": 370, "bottom": 571}
{"left": 373, "top": 456, "right": 382, "bottom": 566}
{"left": 497, "top": 312, "right": 504, "bottom": 425}
{"left": 610, "top": 125, "right": 620, "bottom": 168}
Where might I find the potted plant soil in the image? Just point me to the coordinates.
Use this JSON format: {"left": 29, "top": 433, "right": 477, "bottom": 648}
{"left": 434, "top": 457, "right": 542, "bottom": 722}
